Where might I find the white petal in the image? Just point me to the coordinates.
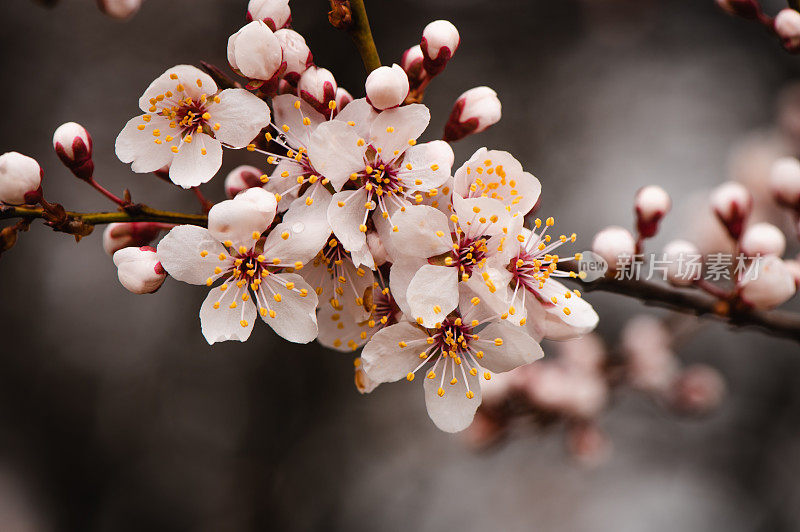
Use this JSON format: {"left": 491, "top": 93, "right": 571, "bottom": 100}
{"left": 207, "top": 199, "right": 269, "bottom": 247}
{"left": 389, "top": 256, "right": 427, "bottom": 317}
{"left": 263, "top": 186, "right": 332, "bottom": 265}
{"left": 361, "top": 322, "right": 429, "bottom": 383}
{"left": 453, "top": 148, "right": 541, "bottom": 215}
{"left": 169, "top": 133, "right": 223, "bottom": 188}
{"left": 272, "top": 93, "right": 325, "bottom": 148}
{"left": 369, "top": 104, "right": 430, "bottom": 160}
{"left": 199, "top": 283, "right": 257, "bottom": 344}
{"left": 328, "top": 188, "right": 370, "bottom": 256}
{"left": 308, "top": 120, "right": 366, "bottom": 191}
{"left": 397, "top": 141, "right": 452, "bottom": 190}
{"left": 452, "top": 194, "right": 513, "bottom": 237}
{"left": 211, "top": 88, "right": 272, "bottom": 148}
{"left": 258, "top": 273, "right": 319, "bottom": 343}
{"left": 115, "top": 115, "right": 177, "bottom": 174}
{"left": 334, "top": 98, "right": 379, "bottom": 139}
{"left": 476, "top": 322, "right": 543, "bottom": 373}
{"left": 234, "top": 187, "right": 277, "bottom": 226}
{"left": 349, "top": 242, "right": 375, "bottom": 270}
{"left": 157, "top": 225, "right": 228, "bottom": 285}
{"left": 139, "top": 65, "right": 217, "bottom": 112}
{"left": 390, "top": 205, "right": 452, "bottom": 258}
{"left": 406, "top": 264, "right": 459, "bottom": 327}
{"left": 317, "top": 304, "right": 370, "bottom": 352}
{"left": 536, "top": 278, "right": 599, "bottom": 338}
{"left": 423, "top": 363, "right": 482, "bottom": 433}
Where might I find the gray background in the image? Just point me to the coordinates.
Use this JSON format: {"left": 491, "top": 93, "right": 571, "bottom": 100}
{"left": 1, "top": 0, "right": 800, "bottom": 530}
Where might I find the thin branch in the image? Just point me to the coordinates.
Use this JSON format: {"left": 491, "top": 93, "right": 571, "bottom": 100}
{"left": 330, "top": 0, "right": 381, "bottom": 73}
{"left": 574, "top": 274, "right": 800, "bottom": 344}
{"left": 0, "top": 205, "right": 207, "bottom": 227}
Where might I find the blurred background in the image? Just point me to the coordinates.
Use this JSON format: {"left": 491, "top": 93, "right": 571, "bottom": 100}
{"left": 2, "top": 0, "right": 800, "bottom": 530}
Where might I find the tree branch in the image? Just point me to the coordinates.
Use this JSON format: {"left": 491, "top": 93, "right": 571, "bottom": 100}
{"left": 0, "top": 205, "right": 207, "bottom": 227}
{"left": 575, "top": 274, "right": 800, "bottom": 344}
{"left": 330, "top": 0, "right": 381, "bottom": 73}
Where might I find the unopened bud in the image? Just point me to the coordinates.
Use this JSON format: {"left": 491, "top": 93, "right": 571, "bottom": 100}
{"left": 365, "top": 64, "right": 409, "bottom": 110}
{"left": 775, "top": 9, "right": 800, "bottom": 53}
{"left": 233, "top": 187, "right": 277, "bottom": 220}
{"left": 634, "top": 185, "right": 671, "bottom": 238}
{"left": 591, "top": 226, "right": 636, "bottom": 271}
{"left": 335, "top": 87, "right": 353, "bottom": 111}
{"left": 420, "top": 20, "right": 459, "bottom": 76}
{"left": 769, "top": 156, "right": 800, "bottom": 210}
{"left": 208, "top": 199, "right": 268, "bottom": 244}
{"left": 53, "top": 122, "right": 93, "bottom": 180}
{"left": 401, "top": 44, "right": 427, "bottom": 87}
{"left": 709, "top": 181, "right": 751, "bottom": 240}
{"left": 786, "top": 257, "right": 800, "bottom": 288}
{"left": 96, "top": 0, "right": 142, "bottom": 19}
{"left": 0, "top": 152, "right": 42, "bottom": 205}
{"left": 670, "top": 364, "right": 726, "bottom": 415}
{"left": 738, "top": 256, "right": 796, "bottom": 309}
{"left": 225, "top": 165, "right": 264, "bottom": 199}
{"left": 227, "top": 21, "right": 284, "bottom": 81}
{"left": 739, "top": 222, "right": 786, "bottom": 258}
{"left": 298, "top": 66, "right": 337, "bottom": 115}
{"left": 443, "top": 86, "right": 501, "bottom": 142}
{"left": 246, "top": 0, "right": 291, "bottom": 31}
{"left": 663, "top": 239, "right": 700, "bottom": 286}
{"left": 103, "top": 222, "right": 162, "bottom": 255}
{"left": 715, "top": 0, "right": 760, "bottom": 19}
{"left": 112, "top": 246, "right": 166, "bottom": 294}
{"left": 274, "top": 28, "right": 312, "bottom": 84}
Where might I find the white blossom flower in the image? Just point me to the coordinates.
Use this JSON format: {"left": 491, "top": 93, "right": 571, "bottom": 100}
{"left": 224, "top": 165, "right": 265, "bottom": 199}
{"left": 157, "top": 192, "right": 328, "bottom": 344}
{"left": 740, "top": 222, "right": 786, "bottom": 257}
{"left": 307, "top": 99, "right": 452, "bottom": 268}
{"left": 0, "top": 152, "right": 42, "bottom": 205}
{"left": 709, "top": 181, "right": 751, "bottom": 239}
{"left": 634, "top": 185, "right": 671, "bottom": 238}
{"left": 335, "top": 87, "right": 354, "bottom": 110}
{"left": 361, "top": 295, "right": 543, "bottom": 432}
{"left": 421, "top": 20, "right": 460, "bottom": 76}
{"left": 113, "top": 246, "right": 166, "bottom": 294}
{"left": 444, "top": 87, "right": 502, "bottom": 142}
{"left": 770, "top": 156, "right": 800, "bottom": 210}
{"left": 116, "top": 65, "right": 271, "bottom": 188}
{"left": 227, "top": 21, "right": 284, "bottom": 82}
{"left": 738, "top": 255, "right": 796, "bottom": 309}
{"left": 662, "top": 239, "right": 700, "bottom": 286}
{"left": 247, "top": 0, "right": 291, "bottom": 31}
{"left": 365, "top": 64, "right": 409, "bottom": 110}
{"left": 274, "top": 29, "right": 313, "bottom": 84}
{"left": 97, "top": 0, "right": 142, "bottom": 19}
{"left": 591, "top": 225, "right": 636, "bottom": 270}
{"left": 53, "top": 122, "right": 93, "bottom": 180}
{"left": 776, "top": 8, "right": 800, "bottom": 51}
{"left": 103, "top": 222, "right": 163, "bottom": 255}
{"left": 298, "top": 66, "right": 337, "bottom": 115}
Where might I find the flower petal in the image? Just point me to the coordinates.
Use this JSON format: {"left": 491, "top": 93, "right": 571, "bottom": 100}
{"left": 157, "top": 225, "right": 228, "bottom": 285}
{"left": 423, "top": 362, "right": 482, "bottom": 433}
{"left": 475, "top": 322, "right": 543, "bottom": 373}
{"left": 211, "top": 88, "right": 272, "bottom": 148}
{"left": 169, "top": 133, "right": 223, "bottom": 188}
{"left": 361, "top": 322, "right": 429, "bottom": 383}
{"left": 258, "top": 273, "right": 319, "bottom": 343}
{"left": 139, "top": 65, "right": 217, "bottom": 112}
{"left": 308, "top": 120, "right": 366, "bottom": 191}
{"left": 452, "top": 194, "right": 514, "bottom": 237}
{"left": 334, "top": 97, "right": 378, "bottom": 138}
{"left": 396, "top": 141, "right": 453, "bottom": 190}
{"left": 327, "top": 188, "right": 370, "bottom": 257}
{"left": 389, "top": 256, "right": 427, "bottom": 317}
{"left": 317, "top": 303, "right": 370, "bottom": 352}
{"left": 390, "top": 205, "right": 452, "bottom": 258}
{"left": 263, "top": 186, "right": 332, "bottom": 265}
{"left": 199, "top": 283, "right": 257, "bottom": 344}
{"left": 272, "top": 93, "right": 326, "bottom": 149}
{"left": 115, "top": 114, "right": 177, "bottom": 174}
{"left": 406, "top": 264, "right": 459, "bottom": 327}
{"left": 369, "top": 104, "right": 430, "bottom": 161}
{"left": 536, "top": 278, "right": 599, "bottom": 339}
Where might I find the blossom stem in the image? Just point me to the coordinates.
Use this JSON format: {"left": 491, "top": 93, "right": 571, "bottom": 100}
{"left": 332, "top": 0, "right": 381, "bottom": 73}
{"left": 0, "top": 205, "right": 207, "bottom": 227}
{"left": 87, "top": 178, "right": 127, "bottom": 207}
{"left": 575, "top": 274, "right": 800, "bottom": 344}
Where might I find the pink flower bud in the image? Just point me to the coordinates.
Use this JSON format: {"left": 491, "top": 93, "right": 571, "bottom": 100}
{"left": 112, "top": 246, "right": 166, "bottom": 294}
{"left": 739, "top": 222, "right": 786, "bottom": 258}
{"left": 715, "top": 0, "right": 761, "bottom": 19}
{"left": 739, "top": 256, "right": 796, "bottom": 309}
{"left": 298, "top": 66, "right": 337, "bottom": 115}
{"left": 227, "top": 21, "right": 284, "bottom": 81}
{"left": 208, "top": 199, "right": 268, "bottom": 244}
{"left": 224, "top": 165, "right": 265, "bottom": 199}
{"left": 420, "top": 20, "right": 459, "bottom": 76}
{"left": 634, "top": 185, "right": 671, "bottom": 238}
{"left": 709, "top": 181, "right": 752, "bottom": 240}
{"left": 401, "top": 44, "right": 427, "bottom": 87}
{"left": 591, "top": 226, "right": 636, "bottom": 271}
{"left": 621, "top": 315, "right": 671, "bottom": 356}
{"left": 246, "top": 0, "right": 291, "bottom": 31}
{"left": 0, "top": 152, "right": 42, "bottom": 205}
{"left": 97, "top": 0, "right": 142, "bottom": 19}
{"left": 53, "top": 122, "right": 93, "bottom": 180}
{"left": 233, "top": 187, "right": 277, "bottom": 220}
{"left": 785, "top": 257, "right": 800, "bottom": 288}
{"left": 102, "top": 222, "right": 162, "bottom": 255}
{"left": 365, "top": 64, "right": 409, "bottom": 110}
{"left": 443, "top": 86, "right": 501, "bottom": 142}
{"left": 627, "top": 346, "right": 679, "bottom": 394}
{"left": 662, "top": 239, "right": 700, "bottom": 286}
{"left": 335, "top": 87, "right": 353, "bottom": 111}
{"left": 769, "top": 156, "right": 800, "bottom": 210}
{"left": 274, "top": 28, "right": 312, "bottom": 84}
{"left": 775, "top": 9, "right": 800, "bottom": 52}
{"left": 670, "top": 364, "right": 726, "bottom": 415}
